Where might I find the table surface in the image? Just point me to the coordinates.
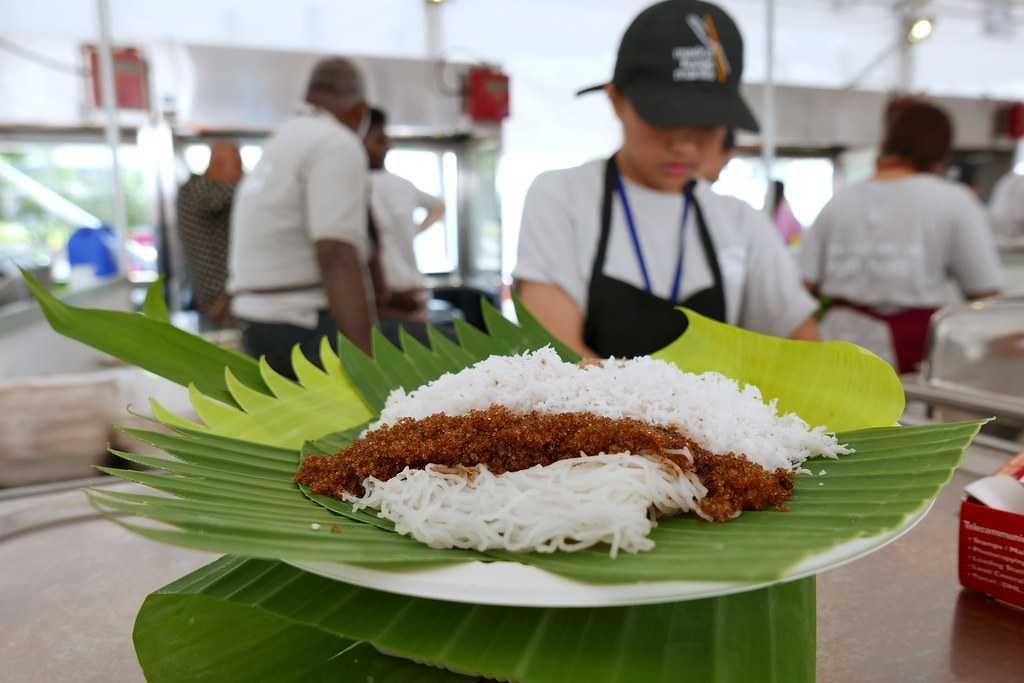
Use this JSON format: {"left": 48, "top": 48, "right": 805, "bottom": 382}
{"left": 817, "top": 469, "right": 1024, "bottom": 683}
{"left": 2, "top": 464, "right": 1023, "bottom": 682}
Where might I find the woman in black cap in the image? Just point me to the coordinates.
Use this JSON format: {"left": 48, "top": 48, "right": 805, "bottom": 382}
{"left": 513, "top": 0, "right": 819, "bottom": 358}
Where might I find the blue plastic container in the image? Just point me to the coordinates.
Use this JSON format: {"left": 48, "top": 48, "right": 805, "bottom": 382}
{"left": 67, "top": 226, "right": 119, "bottom": 278}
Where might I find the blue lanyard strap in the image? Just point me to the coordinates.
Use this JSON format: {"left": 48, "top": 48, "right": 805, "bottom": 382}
{"left": 614, "top": 172, "right": 693, "bottom": 301}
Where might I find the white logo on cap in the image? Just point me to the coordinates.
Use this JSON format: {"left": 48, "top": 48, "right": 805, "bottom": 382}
{"left": 674, "top": 14, "right": 731, "bottom": 83}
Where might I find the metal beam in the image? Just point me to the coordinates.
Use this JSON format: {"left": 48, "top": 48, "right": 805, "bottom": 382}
{"left": 762, "top": 0, "right": 777, "bottom": 214}
{"left": 844, "top": 37, "right": 903, "bottom": 89}
{"left": 0, "top": 158, "right": 103, "bottom": 230}
{"left": 95, "top": 0, "right": 128, "bottom": 270}
{"left": 900, "top": 414, "right": 1022, "bottom": 455}
{"left": 903, "top": 377, "right": 1024, "bottom": 424}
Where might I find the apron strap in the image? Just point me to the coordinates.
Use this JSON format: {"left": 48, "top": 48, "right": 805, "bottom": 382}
{"left": 583, "top": 157, "right": 729, "bottom": 357}
{"left": 589, "top": 155, "right": 726, "bottom": 317}
{"left": 584, "top": 156, "right": 619, "bottom": 312}
{"left": 687, "top": 182, "right": 725, "bottom": 303}
{"left": 590, "top": 156, "right": 618, "bottom": 286}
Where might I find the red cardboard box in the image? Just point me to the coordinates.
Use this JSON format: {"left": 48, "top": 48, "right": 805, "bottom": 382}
{"left": 958, "top": 455, "right": 1024, "bottom": 608}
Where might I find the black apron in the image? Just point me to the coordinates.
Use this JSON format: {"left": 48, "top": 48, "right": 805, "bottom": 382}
{"left": 583, "top": 156, "right": 727, "bottom": 358}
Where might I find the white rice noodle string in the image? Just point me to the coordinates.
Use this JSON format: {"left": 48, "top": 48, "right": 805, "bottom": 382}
{"left": 347, "top": 452, "right": 707, "bottom": 558}
{"left": 354, "top": 348, "right": 853, "bottom": 556}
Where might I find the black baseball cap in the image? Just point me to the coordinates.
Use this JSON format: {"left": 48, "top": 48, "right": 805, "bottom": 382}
{"left": 578, "top": 0, "right": 759, "bottom": 132}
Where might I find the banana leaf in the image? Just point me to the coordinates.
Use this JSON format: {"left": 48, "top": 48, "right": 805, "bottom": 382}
{"left": 22, "top": 270, "right": 265, "bottom": 407}
{"left": 88, "top": 417, "right": 979, "bottom": 583}
{"left": 653, "top": 307, "right": 905, "bottom": 433}
{"left": 33, "top": 278, "right": 972, "bottom": 580}
{"left": 135, "top": 556, "right": 816, "bottom": 683}
{"left": 25, "top": 278, "right": 977, "bottom": 682}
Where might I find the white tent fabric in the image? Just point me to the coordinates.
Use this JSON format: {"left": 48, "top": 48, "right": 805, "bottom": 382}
{"left": 4, "top": 0, "right": 1021, "bottom": 97}
{"left": 3, "top": 0, "right": 1021, "bottom": 277}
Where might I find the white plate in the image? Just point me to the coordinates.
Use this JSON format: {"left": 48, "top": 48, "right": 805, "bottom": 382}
{"left": 288, "top": 499, "right": 936, "bottom": 607}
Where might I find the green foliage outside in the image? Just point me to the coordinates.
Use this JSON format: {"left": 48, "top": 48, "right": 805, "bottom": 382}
{"left": 0, "top": 148, "right": 150, "bottom": 262}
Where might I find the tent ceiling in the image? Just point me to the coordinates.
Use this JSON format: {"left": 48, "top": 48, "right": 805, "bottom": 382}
{"left": 0, "top": 0, "right": 1021, "bottom": 97}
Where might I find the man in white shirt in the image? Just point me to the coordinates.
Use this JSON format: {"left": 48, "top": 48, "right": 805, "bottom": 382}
{"left": 363, "top": 107, "right": 444, "bottom": 339}
{"left": 990, "top": 170, "right": 1024, "bottom": 240}
{"left": 227, "top": 57, "right": 374, "bottom": 376}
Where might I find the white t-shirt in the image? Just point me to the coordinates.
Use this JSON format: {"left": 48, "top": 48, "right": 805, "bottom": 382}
{"left": 800, "top": 175, "right": 1004, "bottom": 308}
{"left": 370, "top": 170, "right": 438, "bottom": 291}
{"left": 990, "top": 171, "right": 1024, "bottom": 240}
{"left": 228, "top": 105, "right": 369, "bottom": 328}
{"left": 513, "top": 158, "right": 817, "bottom": 339}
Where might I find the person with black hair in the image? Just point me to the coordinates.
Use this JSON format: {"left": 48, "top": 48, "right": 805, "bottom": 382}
{"left": 227, "top": 57, "right": 375, "bottom": 377}
{"left": 363, "top": 107, "right": 445, "bottom": 334}
{"left": 514, "top": 0, "right": 819, "bottom": 359}
{"left": 800, "top": 100, "right": 1003, "bottom": 373}
{"left": 177, "top": 141, "right": 242, "bottom": 327}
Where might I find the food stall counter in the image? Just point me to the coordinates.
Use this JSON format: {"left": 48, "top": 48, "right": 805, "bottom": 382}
{"left": 2, "top": 464, "right": 1022, "bottom": 682}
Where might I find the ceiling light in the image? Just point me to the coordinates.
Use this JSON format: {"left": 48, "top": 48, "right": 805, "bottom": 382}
{"left": 907, "top": 17, "right": 934, "bottom": 43}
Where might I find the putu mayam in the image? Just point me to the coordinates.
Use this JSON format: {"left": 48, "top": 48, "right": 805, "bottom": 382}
{"left": 332, "top": 348, "right": 851, "bottom": 557}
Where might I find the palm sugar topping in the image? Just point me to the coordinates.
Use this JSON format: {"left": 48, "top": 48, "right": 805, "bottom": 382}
{"left": 295, "top": 406, "right": 793, "bottom": 521}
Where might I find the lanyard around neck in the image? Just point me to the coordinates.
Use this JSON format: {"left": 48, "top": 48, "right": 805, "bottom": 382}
{"left": 614, "top": 173, "right": 693, "bottom": 302}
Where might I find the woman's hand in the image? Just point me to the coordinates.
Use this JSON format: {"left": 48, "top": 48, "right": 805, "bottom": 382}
{"left": 789, "top": 315, "right": 822, "bottom": 342}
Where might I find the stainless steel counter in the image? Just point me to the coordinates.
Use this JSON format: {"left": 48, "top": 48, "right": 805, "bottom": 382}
{"left": 3, "top": 463, "right": 1023, "bottom": 682}
{"left": 0, "top": 277, "right": 132, "bottom": 380}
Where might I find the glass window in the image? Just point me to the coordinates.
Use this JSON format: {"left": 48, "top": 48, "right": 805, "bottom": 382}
{"left": 385, "top": 147, "right": 458, "bottom": 274}
{"left": 713, "top": 156, "right": 835, "bottom": 228}
{"left": 713, "top": 157, "right": 770, "bottom": 212}
{"left": 182, "top": 142, "right": 263, "bottom": 177}
{"left": 0, "top": 140, "right": 154, "bottom": 281}
{"left": 240, "top": 144, "right": 263, "bottom": 172}
{"left": 463, "top": 141, "right": 502, "bottom": 275}
{"left": 183, "top": 144, "right": 210, "bottom": 176}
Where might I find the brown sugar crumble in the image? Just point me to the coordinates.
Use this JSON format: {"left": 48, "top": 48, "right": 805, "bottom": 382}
{"left": 295, "top": 405, "right": 794, "bottom": 522}
{"left": 296, "top": 406, "right": 695, "bottom": 494}
{"left": 692, "top": 452, "right": 794, "bottom": 521}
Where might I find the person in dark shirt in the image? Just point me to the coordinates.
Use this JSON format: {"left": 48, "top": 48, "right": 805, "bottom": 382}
{"left": 176, "top": 141, "right": 242, "bottom": 326}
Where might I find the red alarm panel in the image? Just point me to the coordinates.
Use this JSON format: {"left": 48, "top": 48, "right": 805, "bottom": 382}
{"left": 466, "top": 67, "right": 509, "bottom": 123}
{"left": 1009, "top": 103, "right": 1024, "bottom": 139}
{"left": 85, "top": 45, "right": 150, "bottom": 111}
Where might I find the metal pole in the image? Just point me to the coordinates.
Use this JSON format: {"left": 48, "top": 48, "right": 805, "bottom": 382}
{"left": 762, "top": 0, "right": 777, "bottom": 214}
{"left": 843, "top": 39, "right": 901, "bottom": 90}
{"left": 95, "top": 0, "right": 128, "bottom": 271}
{"left": 425, "top": 0, "right": 445, "bottom": 59}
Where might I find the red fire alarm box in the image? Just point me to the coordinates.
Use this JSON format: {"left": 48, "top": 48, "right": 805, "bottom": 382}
{"left": 1009, "top": 103, "right": 1024, "bottom": 139}
{"left": 994, "top": 102, "right": 1024, "bottom": 140}
{"left": 85, "top": 46, "right": 150, "bottom": 111}
{"left": 466, "top": 67, "right": 509, "bottom": 123}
